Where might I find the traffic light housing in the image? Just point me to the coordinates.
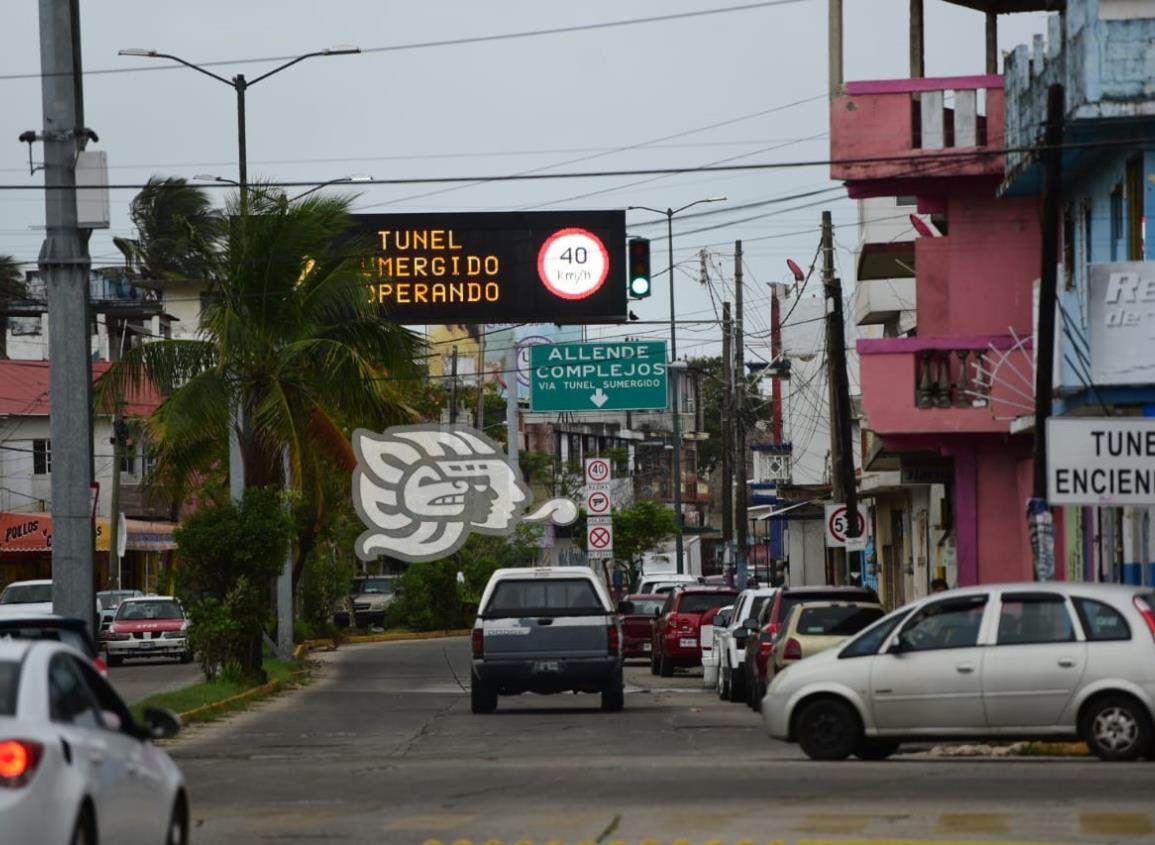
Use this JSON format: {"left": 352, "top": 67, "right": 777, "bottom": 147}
{"left": 628, "top": 237, "right": 652, "bottom": 299}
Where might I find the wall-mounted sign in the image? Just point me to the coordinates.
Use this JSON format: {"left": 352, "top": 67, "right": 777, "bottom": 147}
{"left": 1047, "top": 417, "right": 1155, "bottom": 505}
{"left": 824, "top": 503, "right": 869, "bottom": 550}
{"left": 1088, "top": 263, "right": 1155, "bottom": 386}
{"left": 353, "top": 211, "right": 627, "bottom": 325}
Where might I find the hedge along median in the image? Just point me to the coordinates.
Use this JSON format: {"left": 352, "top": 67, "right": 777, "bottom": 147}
{"left": 130, "top": 658, "right": 306, "bottom": 726}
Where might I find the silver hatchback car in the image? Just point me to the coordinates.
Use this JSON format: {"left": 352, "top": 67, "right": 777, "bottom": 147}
{"left": 763, "top": 582, "right": 1155, "bottom": 761}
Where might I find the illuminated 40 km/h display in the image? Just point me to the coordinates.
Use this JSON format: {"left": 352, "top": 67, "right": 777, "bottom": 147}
{"left": 352, "top": 211, "right": 627, "bottom": 325}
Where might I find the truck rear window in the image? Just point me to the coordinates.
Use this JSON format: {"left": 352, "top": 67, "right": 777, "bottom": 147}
{"left": 0, "top": 661, "right": 21, "bottom": 716}
{"left": 677, "top": 594, "right": 736, "bottom": 614}
{"left": 485, "top": 579, "right": 605, "bottom": 616}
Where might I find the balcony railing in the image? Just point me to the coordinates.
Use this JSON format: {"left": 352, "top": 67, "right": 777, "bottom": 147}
{"left": 915, "top": 347, "right": 990, "bottom": 409}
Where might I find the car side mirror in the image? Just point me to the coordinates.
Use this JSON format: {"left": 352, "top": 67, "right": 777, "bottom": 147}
{"left": 887, "top": 636, "right": 907, "bottom": 655}
{"left": 742, "top": 619, "right": 759, "bottom": 632}
{"left": 617, "top": 601, "right": 635, "bottom": 615}
{"left": 141, "top": 706, "right": 181, "bottom": 740}
{"left": 653, "top": 607, "right": 661, "bottom": 617}
{"left": 733, "top": 628, "right": 749, "bottom": 644}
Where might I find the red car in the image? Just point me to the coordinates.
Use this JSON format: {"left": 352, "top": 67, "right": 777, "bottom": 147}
{"left": 740, "top": 585, "right": 878, "bottom": 709}
{"left": 651, "top": 586, "right": 739, "bottom": 677}
{"left": 617, "top": 594, "right": 666, "bottom": 659}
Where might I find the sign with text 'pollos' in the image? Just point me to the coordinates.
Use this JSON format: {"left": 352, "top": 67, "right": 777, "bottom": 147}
{"left": 352, "top": 211, "right": 626, "bottom": 324}
{"left": 530, "top": 340, "right": 668, "bottom": 412}
{"left": 1047, "top": 417, "right": 1155, "bottom": 505}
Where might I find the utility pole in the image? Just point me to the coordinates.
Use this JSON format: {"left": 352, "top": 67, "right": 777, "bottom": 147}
{"left": 734, "top": 241, "right": 748, "bottom": 590}
{"left": 829, "top": 0, "right": 843, "bottom": 99}
{"left": 38, "top": 0, "right": 96, "bottom": 632}
{"left": 448, "top": 346, "right": 459, "bottom": 425}
{"left": 721, "top": 302, "right": 734, "bottom": 581}
{"left": 476, "top": 326, "right": 486, "bottom": 432}
{"left": 107, "top": 407, "right": 126, "bottom": 589}
{"left": 822, "top": 211, "right": 859, "bottom": 585}
{"left": 506, "top": 342, "right": 520, "bottom": 466}
{"left": 1029, "top": 84, "right": 1065, "bottom": 582}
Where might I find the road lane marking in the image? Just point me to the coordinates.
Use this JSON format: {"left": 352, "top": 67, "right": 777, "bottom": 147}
{"left": 1080, "top": 813, "right": 1155, "bottom": 836}
{"left": 796, "top": 815, "right": 873, "bottom": 834}
{"left": 935, "top": 813, "right": 1012, "bottom": 834}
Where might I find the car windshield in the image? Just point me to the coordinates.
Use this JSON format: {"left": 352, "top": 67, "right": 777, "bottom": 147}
{"left": 0, "top": 625, "right": 93, "bottom": 659}
{"left": 352, "top": 578, "right": 394, "bottom": 595}
{"left": 779, "top": 591, "right": 876, "bottom": 625}
{"left": 626, "top": 598, "right": 664, "bottom": 616}
{"left": 678, "top": 593, "right": 736, "bottom": 614}
{"left": 485, "top": 578, "right": 604, "bottom": 616}
{"left": 0, "top": 583, "right": 51, "bottom": 604}
{"left": 116, "top": 600, "right": 183, "bottom": 620}
{"left": 0, "top": 660, "right": 19, "bottom": 716}
{"left": 840, "top": 607, "right": 916, "bottom": 658}
{"left": 796, "top": 605, "right": 886, "bottom": 636}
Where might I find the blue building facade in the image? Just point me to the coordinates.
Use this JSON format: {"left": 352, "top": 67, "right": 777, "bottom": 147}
{"left": 1003, "top": 0, "right": 1155, "bottom": 585}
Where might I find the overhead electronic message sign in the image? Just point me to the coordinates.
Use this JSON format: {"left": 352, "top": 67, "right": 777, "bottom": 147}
{"left": 353, "top": 211, "right": 627, "bottom": 325}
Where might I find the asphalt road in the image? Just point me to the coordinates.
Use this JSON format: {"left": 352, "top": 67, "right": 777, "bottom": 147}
{"left": 170, "top": 638, "right": 1155, "bottom": 845}
{"left": 109, "top": 656, "right": 203, "bottom": 704}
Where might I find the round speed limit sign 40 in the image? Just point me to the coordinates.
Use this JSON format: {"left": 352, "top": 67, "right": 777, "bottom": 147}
{"left": 537, "top": 228, "right": 610, "bottom": 301}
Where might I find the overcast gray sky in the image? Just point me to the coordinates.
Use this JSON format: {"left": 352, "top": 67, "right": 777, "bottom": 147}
{"left": 1, "top": 1, "right": 1049, "bottom": 358}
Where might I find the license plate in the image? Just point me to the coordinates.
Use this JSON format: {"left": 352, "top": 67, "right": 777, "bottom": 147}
{"left": 533, "top": 660, "right": 560, "bottom": 673}
{"left": 643, "top": 642, "right": 652, "bottom": 652}
{"left": 138, "top": 641, "right": 156, "bottom": 650}
{"left": 680, "top": 638, "right": 698, "bottom": 648}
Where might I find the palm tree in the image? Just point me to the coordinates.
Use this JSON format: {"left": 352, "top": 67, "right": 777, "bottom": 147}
{"left": 101, "top": 184, "right": 424, "bottom": 585}
{"left": 0, "top": 255, "right": 28, "bottom": 359}
{"left": 113, "top": 176, "right": 222, "bottom": 283}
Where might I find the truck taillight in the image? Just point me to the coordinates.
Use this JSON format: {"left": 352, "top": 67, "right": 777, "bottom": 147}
{"left": 783, "top": 638, "right": 802, "bottom": 661}
{"left": 608, "top": 623, "right": 620, "bottom": 655}
{"left": 1133, "top": 596, "right": 1155, "bottom": 640}
{"left": 471, "top": 627, "right": 483, "bottom": 658}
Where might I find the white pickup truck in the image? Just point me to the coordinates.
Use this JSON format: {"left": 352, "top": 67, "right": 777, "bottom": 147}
{"left": 470, "top": 567, "right": 624, "bottom": 714}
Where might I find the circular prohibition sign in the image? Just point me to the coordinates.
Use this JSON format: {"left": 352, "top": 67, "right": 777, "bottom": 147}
{"left": 589, "top": 526, "right": 612, "bottom": 550}
{"left": 586, "top": 490, "right": 611, "bottom": 514}
{"left": 537, "top": 227, "right": 610, "bottom": 301}
{"left": 827, "top": 505, "right": 866, "bottom": 544}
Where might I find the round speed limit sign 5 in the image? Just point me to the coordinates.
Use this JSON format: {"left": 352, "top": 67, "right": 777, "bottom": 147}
{"left": 537, "top": 228, "right": 610, "bottom": 300}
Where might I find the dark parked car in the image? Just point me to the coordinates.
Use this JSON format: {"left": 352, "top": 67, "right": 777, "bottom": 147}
{"left": 616, "top": 594, "right": 665, "bottom": 659}
{"left": 651, "top": 586, "right": 739, "bottom": 677}
{"left": 739, "top": 585, "right": 879, "bottom": 709}
{"left": 0, "top": 615, "right": 107, "bottom": 675}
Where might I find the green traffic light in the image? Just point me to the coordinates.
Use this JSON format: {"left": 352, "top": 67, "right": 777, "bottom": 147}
{"left": 630, "top": 276, "right": 651, "bottom": 298}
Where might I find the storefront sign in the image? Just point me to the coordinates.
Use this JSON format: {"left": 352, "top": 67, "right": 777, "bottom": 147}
{"left": 1088, "top": 263, "right": 1155, "bottom": 386}
{"left": 0, "top": 512, "right": 110, "bottom": 553}
{"left": 353, "top": 211, "right": 627, "bottom": 324}
{"left": 1047, "top": 417, "right": 1155, "bottom": 505}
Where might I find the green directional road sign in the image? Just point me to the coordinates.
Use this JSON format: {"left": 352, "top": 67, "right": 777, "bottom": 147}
{"left": 530, "top": 340, "right": 669, "bottom": 412}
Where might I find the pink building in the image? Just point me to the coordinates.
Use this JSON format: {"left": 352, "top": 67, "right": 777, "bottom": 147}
{"left": 832, "top": 2, "right": 1048, "bottom": 594}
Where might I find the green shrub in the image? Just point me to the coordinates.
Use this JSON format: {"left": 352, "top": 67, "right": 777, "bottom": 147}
{"left": 391, "top": 559, "right": 466, "bottom": 632}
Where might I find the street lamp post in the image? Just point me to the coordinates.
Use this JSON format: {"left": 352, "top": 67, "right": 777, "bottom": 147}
{"left": 118, "top": 46, "right": 360, "bottom": 205}
{"left": 627, "top": 198, "right": 726, "bottom": 575}
{"left": 194, "top": 173, "right": 372, "bottom": 202}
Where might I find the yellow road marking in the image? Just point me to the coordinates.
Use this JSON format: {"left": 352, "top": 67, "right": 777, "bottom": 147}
{"left": 796, "top": 815, "right": 873, "bottom": 834}
{"left": 935, "top": 813, "right": 1012, "bottom": 834}
{"left": 1080, "top": 813, "right": 1155, "bottom": 836}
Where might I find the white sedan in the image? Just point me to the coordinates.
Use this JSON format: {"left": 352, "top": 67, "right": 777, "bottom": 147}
{"left": 0, "top": 639, "right": 189, "bottom": 844}
{"left": 763, "top": 582, "right": 1155, "bottom": 761}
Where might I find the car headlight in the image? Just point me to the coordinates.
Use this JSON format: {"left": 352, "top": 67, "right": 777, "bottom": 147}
{"left": 161, "top": 631, "right": 186, "bottom": 639}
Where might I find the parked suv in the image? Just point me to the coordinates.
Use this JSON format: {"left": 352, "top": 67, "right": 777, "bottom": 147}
{"left": 349, "top": 575, "right": 397, "bottom": 628}
{"left": 740, "top": 585, "right": 878, "bottom": 709}
{"left": 470, "top": 567, "right": 623, "bottom": 714}
{"left": 651, "top": 586, "right": 739, "bottom": 677}
{"left": 716, "top": 587, "right": 778, "bottom": 703}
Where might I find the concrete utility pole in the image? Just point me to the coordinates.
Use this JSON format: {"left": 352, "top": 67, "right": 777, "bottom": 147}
{"left": 822, "top": 211, "right": 859, "bottom": 585}
{"left": 476, "top": 326, "right": 486, "bottom": 432}
{"left": 1028, "top": 84, "right": 1065, "bottom": 583}
{"left": 721, "top": 301, "right": 734, "bottom": 579}
{"left": 910, "top": 0, "right": 925, "bottom": 79}
{"left": 107, "top": 409, "right": 126, "bottom": 589}
{"left": 734, "top": 241, "right": 748, "bottom": 590}
{"left": 505, "top": 342, "right": 519, "bottom": 466}
{"left": 38, "top": 0, "right": 96, "bottom": 632}
{"left": 828, "top": 0, "right": 843, "bottom": 99}
{"left": 449, "top": 346, "right": 459, "bottom": 425}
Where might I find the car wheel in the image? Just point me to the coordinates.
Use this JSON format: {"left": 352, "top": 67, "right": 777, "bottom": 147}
{"left": 601, "top": 675, "right": 625, "bottom": 712}
{"left": 650, "top": 651, "right": 660, "bottom": 675}
{"left": 658, "top": 654, "right": 673, "bottom": 678}
{"left": 178, "top": 651, "right": 193, "bottom": 665}
{"left": 71, "top": 805, "right": 95, "bottom": 845}
{"left": 166, "top": 796, "right": 189, "bottom": 845}
{"left": 1083, "top": 695, "right": 1154, "bottom": 761}
{"left": 107, "top": 655, "right": 123, "bottom": 668}
{"left": 795, "top": 697, "right": 862, "bottom": 761}
{"left": 854, "top": 740, "right": 900, "bottom": 761}
{"left": 728, "top": 668, "right": 745, "bottom": 704}
{"left": 718, "top": 665, "right": 729, "bottom": 700}
{"left": 470, "top": 676, "right": 498, "bottom": 714}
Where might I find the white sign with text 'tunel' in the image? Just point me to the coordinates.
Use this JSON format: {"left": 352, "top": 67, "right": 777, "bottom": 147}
{"left": 1047, "top": 417, "right": 1155, "bottom": 506}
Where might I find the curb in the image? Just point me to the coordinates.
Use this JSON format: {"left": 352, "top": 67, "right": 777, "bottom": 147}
{"left": 176, "top": 669, "right": 309, "bottom": 724}
{"left": 298, "top": 629, "right": 470, "bottom": 652}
